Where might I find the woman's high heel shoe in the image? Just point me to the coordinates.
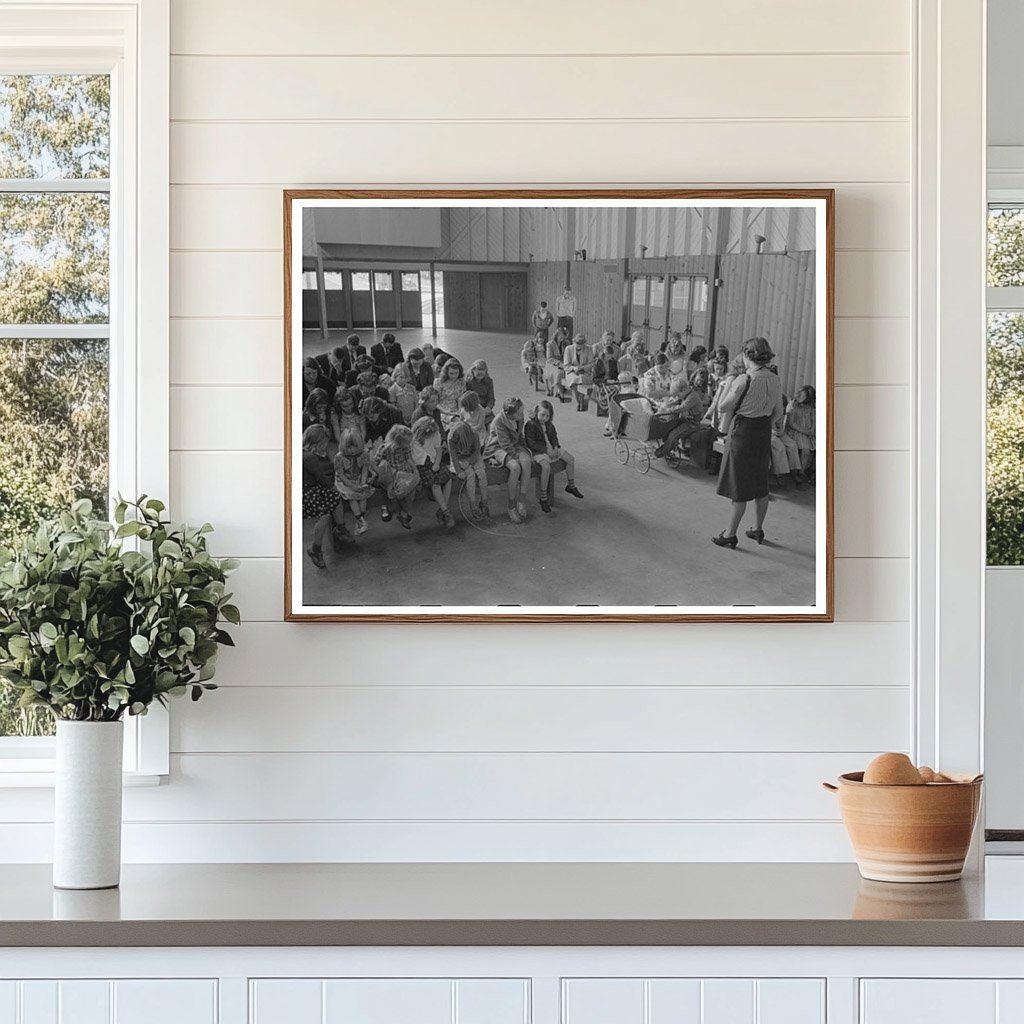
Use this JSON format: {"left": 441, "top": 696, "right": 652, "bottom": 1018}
{"left": 712, "top": 533, "right": 738, "bottom": 549}
{"left": 745, "top": 528, "right": 766, "bottom": 545}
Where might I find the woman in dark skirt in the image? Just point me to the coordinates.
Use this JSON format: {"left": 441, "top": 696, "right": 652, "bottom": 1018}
{"left": 713, "top": 337, "right": 785, "bottom": 548}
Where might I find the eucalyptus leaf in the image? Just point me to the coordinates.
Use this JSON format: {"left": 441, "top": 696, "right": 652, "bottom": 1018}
{"left": 0, "top": 496, "right": 238, "bottom": 722}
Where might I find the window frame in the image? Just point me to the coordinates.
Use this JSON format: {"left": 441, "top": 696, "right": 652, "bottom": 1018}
{"left": 0, "top": 0, "right": 170, "bottom": 783}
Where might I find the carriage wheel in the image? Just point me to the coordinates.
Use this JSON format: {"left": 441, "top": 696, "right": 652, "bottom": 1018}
{"left": 614, "top": 439, "right": 630, "bottom": 465}
{"left": 635, "top": 448, "right": 652, "bottom": 474}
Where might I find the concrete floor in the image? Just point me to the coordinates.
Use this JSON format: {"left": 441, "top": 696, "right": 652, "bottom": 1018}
{"left": 301, "top": 327, "right": 816, "bottom": 609}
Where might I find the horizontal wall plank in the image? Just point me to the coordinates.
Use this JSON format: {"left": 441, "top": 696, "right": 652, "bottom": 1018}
{"left": 171, "top": 386, "right": 282, "bottom": 451}
{"left": 171, "top": 250, "right": 908, "bottom": 320}
{"left": 170, "top": 684, "right": 910, "bottom": 754}
{"left": 171, "top": 448, "right": 906, "bottom": 558}
{"left": 170, "top": 318, "right": 283, "bottom": 386}
{"left": 170, "top": 121, "right": 909, "bottom": 185}
{"left": 171, "top": 55, "right": 909, "bottom": 122}
{"left": 170, "top": 450, "right": 283, "bottom": 557}
{"left": 0, "top": 820, "right": 857, "bottom": 863}
{"left": 226, "top": 556, "right": 909, "bottom": 623}
{"left": 834, "top": 318, "right": 909, "bottom": 386}
{"left": 835, "top": 250, "right": 909, "bottom": 318}
{"left": 210, "top": 621, "right": 909, "bottom": 687}
{"left": 834, "top": 385, "right": 909, "bottom": 451}
{"left": 171, "top": 252, "right": 280, "bottom": 318}
{"left": 833, "top": 558, "right": 910, "bottom": 622}
{"left": 170, "top": 0, "right": 910, "bottom": 56}
{"left": 170, "top": 383, "right": 905, "bottom": 454}
{"left": 116, "top": 752, "right": 869, "bottom": 821}
{"left": 171, "top": 183, "right": 909, "bottom": 253}
{"left": 223, "top": 557, "right": 283, "bottom": 620}
{"left": 834, "top": 451, "right": 910, "bottom": 558}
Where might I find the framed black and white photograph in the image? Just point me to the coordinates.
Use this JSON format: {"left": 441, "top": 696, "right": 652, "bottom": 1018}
{"left": 285, "top": 190, "right": 833, "bottom": 622}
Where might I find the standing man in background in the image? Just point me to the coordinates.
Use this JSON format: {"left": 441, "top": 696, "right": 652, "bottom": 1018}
{"left": 531, "top": 300, "right": 554, "bottom": 343}
{"left": 555, "top": 286, "right": 576, "bottom": 339}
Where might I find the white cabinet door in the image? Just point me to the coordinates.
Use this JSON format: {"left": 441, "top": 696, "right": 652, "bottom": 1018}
{"left": 249, "top": 978, "right": 529, "bottom": 1024}
{"left": 862, "top": 980, "right": 1002, "bottom": 1024}
{"left": 562, "top": 978, "right": 825, "bottom": 1024}
{"left": 2, "top": 981, "right": 216, "bottom": 1024}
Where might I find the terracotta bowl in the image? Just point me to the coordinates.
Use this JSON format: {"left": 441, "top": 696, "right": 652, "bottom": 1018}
{"left": 823, "top": 772, "right": 983, "bottom": 883}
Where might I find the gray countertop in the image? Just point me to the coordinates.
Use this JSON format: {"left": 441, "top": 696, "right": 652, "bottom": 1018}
{"left": 5, "top": 861, "right": 1024, "bottom": 947}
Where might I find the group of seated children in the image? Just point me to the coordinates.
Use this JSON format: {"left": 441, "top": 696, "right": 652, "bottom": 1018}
{"left": 300, "top": 333, "right": 588, "bottom": 566}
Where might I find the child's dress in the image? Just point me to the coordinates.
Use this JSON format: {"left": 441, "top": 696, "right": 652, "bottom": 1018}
{"left": 334, "top": 450, "right": 376, "bottom": 501}
{"left": 785, "top": 401, "right": 816, "bottom": 451}
{"left": 436, "top": 378, "right": 467, "bottom": 427}
{"left": 390, "top": 384, "right": 418, "bottom": 425}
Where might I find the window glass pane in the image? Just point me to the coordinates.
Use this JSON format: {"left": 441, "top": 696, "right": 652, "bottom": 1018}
{"left": 323, "top": 271, "right": 344, "bottom": 290}
{"left": 988, "top": 312, "right": 1024, "bottom": 566}
{"left": 0, "top": 192, "right": 109, "bottom": 323}
{"left": 401, "top": 272, "right": 420, "bottom": 291}
{"left": 988, "top": 206, "right": 1024, "bottom": 288}
{"left": 0, "top": 75, "right": 110, "bottom": 179}
{"left": 693, "top": 279, "right": 709, "bottom": 312}
{"left": 351, "top": 272, "right": 370, "bottom": 291}
{"left": 671, "top": 278, "right": 690, "bottom": 311}
{"left": 374, "top": 272, "right": 393, "bottom": 291}
{"left": 301, "top": 270, "right": 317, "bottom": 289}
{"left": 0, "top": 336, "right": 108, "bottom": 738}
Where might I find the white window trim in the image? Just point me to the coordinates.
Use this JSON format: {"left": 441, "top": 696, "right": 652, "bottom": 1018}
{"left": 0, "top": 0, "right": 169, "bottom": 784}
{"left": 913, "top": 0, "right": 987, "bottom": 847}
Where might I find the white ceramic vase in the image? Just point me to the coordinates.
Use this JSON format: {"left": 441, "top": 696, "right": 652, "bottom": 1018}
{"left": 53, "top": 720, "right": 124, "bottom": 890}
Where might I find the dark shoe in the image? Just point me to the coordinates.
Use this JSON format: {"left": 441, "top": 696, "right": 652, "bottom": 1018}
{"left": 712, "top": 532, "right": 738, "bottom": 549}
{"left": 565, "top": 484, "right": 584, "bottom": 499}
{"left": 745, "top": 528, "right": 766, "bottom": 545}
{"left": 653, "top": 446, "right": 667, "bottom": 459}
{"left": 540, "top": 497, "right": 552, "bottom": 514}
{"left": 397, "top": 512, "right": 412, "bottom": 529}
{"left": 380, "top": 504, "right": 392, "bottom": 522}
{"left": 332, "top": 526, "right": 355, "bottom": 550}
{"left": 442, "top": 509, "right": 455, "bottom": 529}
{"left": 435, "top": 507, "right": 446, "bottom": 524}
{"left": 306, "top": 545, "right": 326, "bottom": 569}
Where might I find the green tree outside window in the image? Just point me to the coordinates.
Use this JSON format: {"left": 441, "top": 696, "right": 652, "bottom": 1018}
{"left": 0, "top": 75, "right": 110, "bottom": 736}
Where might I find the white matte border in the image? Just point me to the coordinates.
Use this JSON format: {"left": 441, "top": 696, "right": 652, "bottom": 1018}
{"left": 288, "top": 195, "right": 829, "bottom": 620}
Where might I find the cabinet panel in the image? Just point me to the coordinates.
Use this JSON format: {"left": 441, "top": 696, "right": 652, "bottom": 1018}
{"left": 861, "top": 980, "right": 997, "bottom": 1024}
{"left": 648, "top": 980, "right": 701, "bottom": 1023}
{"left": 251, "top": 979, "right": 528, "bottom": 1024}
{"left": 757, "top": 980, "right": 825, "bottom": 1024}
{"left": 323, "top": 980, "right": 451, "bottom": 1024}
{"left": 456, "top": 980, "right": 529, "bottom": 1024}
{"left": 701, "top": 980, "right": 754, "bottom": 1024}
{"left": 250, "top": 980, "right": 322, "bottom": 1024}
{"left": 0, "top": 981, "right": 216, "bottom": 1024}
{"left": 58, "top": 982, "right": 109, "bottom": 1024}
{"left": 0, "top": 983, "right": 16, "bottom": 1024}
{"left": 563, "top": 980, "right": 645, "bottom": 1024}
{"left": 113, "top": 981, "right": 216, "bottom": 1024}
{"left": 18, "top": 983, "right": 56, "bottom": 1024}
{"left": 563, "top": 979, "right": 825, "bottom": 1024}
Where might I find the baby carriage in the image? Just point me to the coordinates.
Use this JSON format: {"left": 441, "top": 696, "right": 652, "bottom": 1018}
{"left": 608, "top": 392, "right": 686, "bottom": 475}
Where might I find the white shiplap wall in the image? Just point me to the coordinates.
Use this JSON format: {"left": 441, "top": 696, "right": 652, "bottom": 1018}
{"left": 7, "top": 0, "right": 916, "bottom": 862}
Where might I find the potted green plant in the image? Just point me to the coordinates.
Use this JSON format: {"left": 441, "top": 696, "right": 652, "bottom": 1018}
{"left": 0, "top": 497, "right": 239, "bottom": 889}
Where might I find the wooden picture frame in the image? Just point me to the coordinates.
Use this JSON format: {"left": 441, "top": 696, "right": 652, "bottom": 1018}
{"left": 284, "top": 189, "right": 834, "bottom": 622}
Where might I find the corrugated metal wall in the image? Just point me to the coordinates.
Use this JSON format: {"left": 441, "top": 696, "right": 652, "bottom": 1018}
{"left": 441, "top": 207, "right": 815, "bottom": 263}
{"left": 715, "top": 250, "right": 817, "bottom": 397}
